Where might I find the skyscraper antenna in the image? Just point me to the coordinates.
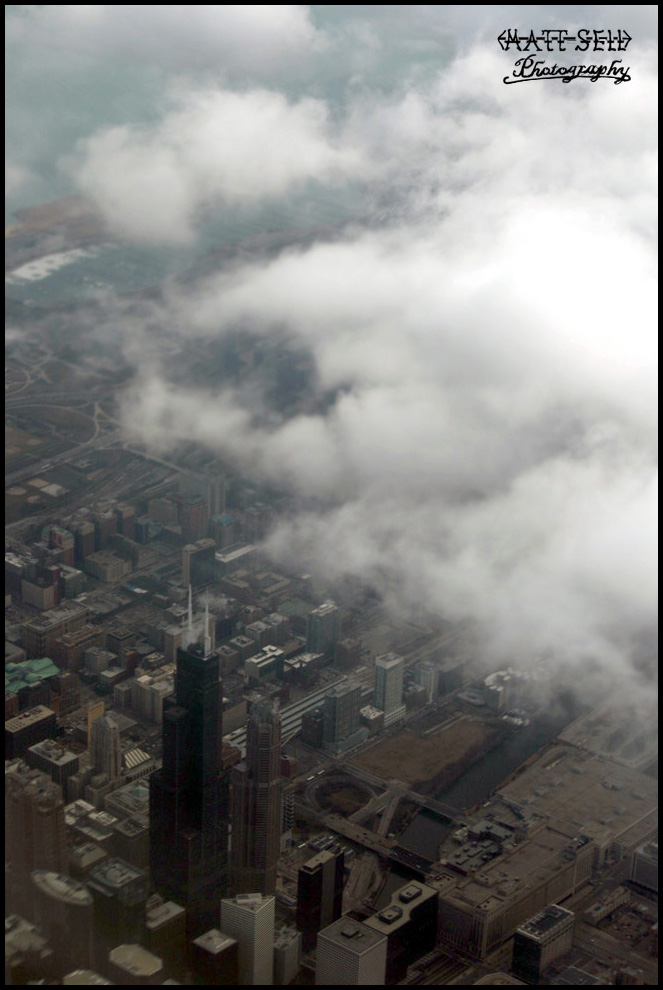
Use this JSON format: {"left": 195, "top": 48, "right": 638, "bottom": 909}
{"left": 204, "top": 594, "right": 212, "bottom": 658}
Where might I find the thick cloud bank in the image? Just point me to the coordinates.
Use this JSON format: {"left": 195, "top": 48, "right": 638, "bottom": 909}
{"left": 7, "top": 7, "right": 657, "bottom": 702}
{"left": 114, "top": 43, "right": 657, "bottom": 701}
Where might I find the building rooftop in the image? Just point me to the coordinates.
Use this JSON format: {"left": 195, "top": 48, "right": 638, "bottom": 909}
{"left": 108, "top": 944, "right": 163, "bottom": 976}
{"left": 6, "top": 657, "right": 61, "bottom": 695}
{"left": 319, "top": 918, "right": 386, "bottom": 954}
{"left": 5, "top": 705, "right": 55, "bottom": 732}
{"left": 366, "top": 881, "right": 437, "bottom": 935}
{"left": 474, "top": 976, "right": 525, "bottom": 985}
{"left": 146, "top": 899, "right": 186, "bottom": 930}
{"left": 517, "top": 904, "right": 574, "bottom": 939}
{"left": 89, "top": 857, "right": 145, "bottom": 888}
{"left": 63, "top": 970, "right": 114, "bottom": 985}
{"left": 69, "top": 843, "right": 109, "bottom": 871}
{"left": 325, "top": 680, "right": 361, "bottom": 699}
{"left": 310, "top": 601, "right": 339, "bottom": 617}
{"left": 31, "top": 871, "right": 93, "bottom": 905}
{"left": 434, "top": 823, "right": 590, "bottom": 913}
{"left": 215, "top": 544, "right": 256, "bottom": 563}
{"left": 375, "top": 653, "right": 404, "bottom": 669}
{"left": 23, "top": 601, "right": 87, "bottom": 629}
{"left": 193, "top": 929, "right": 237, "bottom": 954}
{"left": 28, "top": 739, "right": 78, "bottom": 766}
{"left": 223, "top": 893, "right": 274, "bottom": 912}
{"left": 301, "top": 848, "right": 339, "bottom": 872}
{"left": 498, "top": 743, "right": 658, "bottom": 849}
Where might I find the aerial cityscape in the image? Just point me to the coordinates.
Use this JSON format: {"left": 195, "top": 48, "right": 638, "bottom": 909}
{"left": 5, "top": 5, "right": 657, "bottom": 986}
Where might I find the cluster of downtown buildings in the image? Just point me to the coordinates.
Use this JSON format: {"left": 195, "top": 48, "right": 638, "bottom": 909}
{"left": 5, "top": 477, "right": 659, "bottom": 984}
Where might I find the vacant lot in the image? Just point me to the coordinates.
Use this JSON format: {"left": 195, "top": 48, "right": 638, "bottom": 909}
{"left": 351, "top": 717, "right": 501, "bottom": 792}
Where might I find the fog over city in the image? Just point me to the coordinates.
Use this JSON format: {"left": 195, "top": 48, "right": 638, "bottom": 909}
{"left": 6, "top": 5, "right": 658, "bottom": 704}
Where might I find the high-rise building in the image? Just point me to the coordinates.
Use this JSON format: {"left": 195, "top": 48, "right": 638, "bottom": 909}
{"left": 5, "top": 705, "right": 57, "bottom": 759}
{"left": 220, "top": 893, "right": 275, "bottom": 986}
{"left": 296, "top": 848, "right": 345, "bottom": 949}
{"left": 149, "top": 642, "right": 229, "bottom": 934}
{"left": 178, "top": 495, "right": 209, "bottom": 543}
{"left": 87, "top": 857, "right": 148, "bottom": 959}
{"left": 26, "top": 739, "right": 80, "bottom": 801}
{"left": 274, "top": 924, "right": 302, "bottom": 985}
{"left": 53, "top": 624, "right": 103, "bottom": 673}
{"left": 364, "top": 880, "right": 439, "bottom": 984}
{"left": 145, "top": 897, "right": 187, "bottom": 982}
{"left": 90, "top": 713, "right": 123, "bottom": 780}
{"left": 322, "top": 680, "right": 366, "bottom": 755}
{"left": 630, "top": 841, "right": 658, "bottom": 892}
{"left": 512, "top": 905, "right": 575, "bottom": 984}
{"left": 316, "top": 917, "right": 387, "bottom": 986}
{"left": 115, "top": 503, "right": 136, "bottom": 541}
{"left": 5, "top": 762, "right": 68, "bottom": 917}
{"left": 22, "top": 601, "right": 88, "bottom": 658}
{"left": 6, "top": 915, "right": 57, "bottom": 986}
{"left": 374, "top": 653, "right": 406, "bottom": 726}
{"left": 191, "top": 929, "right": 239, "bottom": 986}
{"left": 182, "top": 538, "right": 216, "bottom": 588}
{"left": 31, "top": 871, "right": 95, "bottom": 974}
{"left": 306, "top": 602, "right": 342, "bottom": 660}
{"left": 231, "top": 704, "right": 282, "bottom": 895}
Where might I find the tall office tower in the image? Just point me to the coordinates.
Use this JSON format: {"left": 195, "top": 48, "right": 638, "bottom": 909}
{"left": 115, "top": 503, "right": 136, "bottom": 541}
{"left": 182, "top": 538, "right": 216, "bottom": 588}
{"left": 191, "top": 930, "right": 239, "bottom": 986}
{"left": 90, "top": 713, "right": 122, "bottom": 780}
{"left": 274, "top": 924, "right": 302, "bottom": 985}
{"left": 87, "top": 857, "right": 148, "bottom": 960}
{"left": 149, "top": 642, "right": 229, "bottom": 934}
{"left": 296, "top": 848, "right": 345, "bottom": 950}
{"left": 316, "top": 917, "right": 387, "bottom": 986}
{"left": 364, "top": 880, "right": 439, "bottom": 984}
{"left": 306, "top": 602, "right": 342, "bottom": 660}
{"left": 178, "top": 495, "right": 209, "bottom": 543}
{"left": 27, "top": 738, "right": 80, "bottom": 801}
{"left": 205, "top": 469, "right": 226, "bottom": 517}
{"left": 220, "top": 893, "right": 275, "bottom": 986}
{"left": 5, "top": 762, "right": 67, "bottom": 916}
{"left": 630, "top": 841, "right": 658, "bottom": 892}
{"left": 5, "top": 705, "right": 57, "bottom": 758}
{"left": 145, "top": 897, "right": 187, "bottom": 982}
{"left": 374, "top": 653, "right": 406, "bottom": 726}
{"left": 512, "top": 905, "right": 575, "bottom": 984}
{"left": 230, "top": 704, "right": 282, "bottom": 895}
{"left": 322, "top": 680, "right": 367, "bottom": 755}
{"left": 31, "top": 871, "right": 95, "bottom": 974}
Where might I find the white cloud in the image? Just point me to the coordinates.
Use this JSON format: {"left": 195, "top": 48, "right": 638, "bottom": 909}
{"left": 70, "top": 87, "right": 365, "bottom": 242}
{"left": 7, "top": 5, "right": 319, "bottom": 73}
{"left": 5, "top": 160, "right": 32, "bottom": 197}
{"left": 115, "top": 40, "right": 656, "bottom": 698}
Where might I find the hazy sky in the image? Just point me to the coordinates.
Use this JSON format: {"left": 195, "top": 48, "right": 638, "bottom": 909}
{"left": 6, "top": 6, "right": 658, "bottom": 703}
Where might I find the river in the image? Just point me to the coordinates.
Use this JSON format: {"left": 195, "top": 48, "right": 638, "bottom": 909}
{"left": 397, "top": 701, "right": 584, "bottom": 862}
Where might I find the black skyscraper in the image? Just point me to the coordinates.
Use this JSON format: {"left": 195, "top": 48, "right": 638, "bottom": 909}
{"left": 296, "top": 846, "right": 345, "bottom": 949}
{"left": 230, "top": 704, "right": 282, "bottom": 896}
{"left": 149, "top": 643, "right": 229, "bottom": 934}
